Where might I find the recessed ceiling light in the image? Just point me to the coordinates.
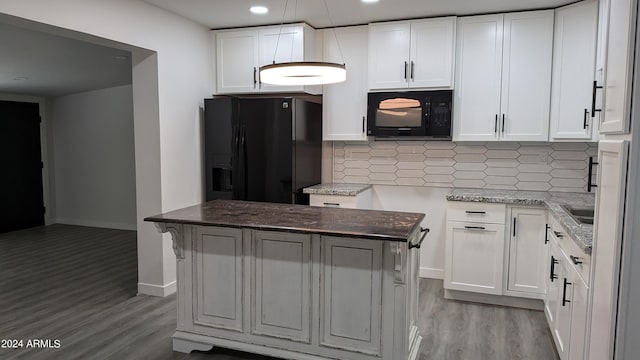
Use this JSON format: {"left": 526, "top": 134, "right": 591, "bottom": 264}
{"left": 13, "top": 77, "right": 28, "bottom": 81}
{"left": 250, "top": 6, "right": 269, "bottom": 14}
{"left": 361, "top": 0, "right": 379, "bottom": 3}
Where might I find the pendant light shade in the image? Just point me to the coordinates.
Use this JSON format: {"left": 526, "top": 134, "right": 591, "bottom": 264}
{"left": 259, "top": 61, "right": 346, "bottom": 86}
{"left": 260, "top": 0, "right": 347, "bottom": 86}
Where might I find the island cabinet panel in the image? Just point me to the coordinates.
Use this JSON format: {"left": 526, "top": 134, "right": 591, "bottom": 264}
{"left": 193, "top": 226, "right": 244, "bottom": 332}
{"left": 320, "top": 236, "right": 383, "bottom": 356}
{"left": 252, "top": 231, "right": 312, "bottom": 343}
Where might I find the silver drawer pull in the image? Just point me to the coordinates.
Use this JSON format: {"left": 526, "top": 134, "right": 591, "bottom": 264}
{"left": 465, "top": 211, "right": 486, "bottom": 215}
{"left": 464, "top": 225, "right": 486, "bottom": 230}
{"left": 323, "top": 202, "right": 340, "bottom": 207}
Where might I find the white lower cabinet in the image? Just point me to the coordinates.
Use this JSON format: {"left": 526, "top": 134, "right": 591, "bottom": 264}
{"left": 445, "top": 202, "right": 548, "bottom": 300}
{"left": 445, "top": 221, "right": 505, "bottom": 295}
{"left": 506, "top": 207, "right": 548, "bottom": 297}
{"left": 544, "top": 216, "right": 591, "bottom": 360}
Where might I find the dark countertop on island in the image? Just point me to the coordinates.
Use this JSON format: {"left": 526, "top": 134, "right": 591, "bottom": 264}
{"left": 145, "top": 200, "right": 425, "bottom": 242}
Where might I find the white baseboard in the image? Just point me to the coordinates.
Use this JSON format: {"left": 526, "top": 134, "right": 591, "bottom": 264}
{"left": 56, "top": 218, "right": 136, "bottom": 231}
{"left": 420, "top": 267, "right": 444, "bottom": 279}
{"left": 138, "top": 281, "right": 177, "bottom": 297}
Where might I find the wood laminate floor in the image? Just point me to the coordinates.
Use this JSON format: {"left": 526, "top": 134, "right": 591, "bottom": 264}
{"left": 0, "top": 225, "right": 559, "bottom": 360}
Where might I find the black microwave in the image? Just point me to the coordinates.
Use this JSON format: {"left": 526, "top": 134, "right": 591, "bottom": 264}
{"left": 367, "top": 90, "right": 453, "bottom": 140}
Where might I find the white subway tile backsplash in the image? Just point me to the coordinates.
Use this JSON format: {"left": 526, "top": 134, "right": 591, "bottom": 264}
{"left": 453, "top": 153, "right": 488, "bottom": 162}
{"left": 425, "top": 166, "right": 456, "bottom": 175}
{"left": 369, "top": 165, "right": 398, "bottom": 173}
{"left": 516, "top": 172, "right": 553, "bottom": 182}
{"left": 397, "top": 162, "right": 426, "bottom": 170}
{"left": 485, "top": 175, "right": 519, "bottom": 185}
{"left": 486, "top": 149, "right": 520, "bottom": 159}
{"left": 396, "top": 177, "right": 426, "bottom": 186}
{"left": 516, "top": 182, "right": 552, "bottom": 191}
{"left": 332, "top": 141, "right": 597, "bottom": 193}
{"left": 550, "top": 151, "right": 589, "bottom": 161}
{"left": 454, "top": 162, "right": 488, "bottom": 171}
{"left": 344, "top": 168, "right": 371, "bottom": 176}
{"left": 397, "top": 153, "right": 426, "bottom": 162}
{"left": 425, "top": 149, "right": 457, "bottom": 158}
{"left": 485, "top": 167, "right": 519, "bottom": 177}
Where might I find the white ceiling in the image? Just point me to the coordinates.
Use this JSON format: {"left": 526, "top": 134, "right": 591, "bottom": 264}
{"left": 0, "top": 22, "right": 132, "bottom": 97}
{"left": 143, "top": 0, "right": 576, "bottom": 29}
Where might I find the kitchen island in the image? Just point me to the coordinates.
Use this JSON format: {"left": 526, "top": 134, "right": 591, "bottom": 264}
{"left": 145, "top": 200, "right": 426, "bottom": 360}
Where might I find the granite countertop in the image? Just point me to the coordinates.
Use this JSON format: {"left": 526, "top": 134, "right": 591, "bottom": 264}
{"left": 145, "top": 200, "right": 424, "bottom": 242}
{"left": 447, "top": 188, "right": 595, "bottom": 254}
{"left": 303, "top": 183, "right": 372, "bottom": 196}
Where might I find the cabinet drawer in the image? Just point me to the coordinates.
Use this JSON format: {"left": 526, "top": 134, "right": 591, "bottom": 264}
{"left": 447, "top": 202, "right": 506, "bottom": 224}
{"left": 309, "top": 194, "right": 357, "bottom": 209}
{"left": 548, "top": 216, "right": 591, "bottom": 284}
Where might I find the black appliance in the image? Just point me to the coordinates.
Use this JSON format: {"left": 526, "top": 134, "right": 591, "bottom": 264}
{"left": 204, "top": 96, "right": 322, "bottom": 205}
{"left": 367, "top": 90, "right": 453, "bottom": 139}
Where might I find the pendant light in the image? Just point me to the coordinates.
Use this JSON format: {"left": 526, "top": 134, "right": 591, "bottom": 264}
{"left": 259, "top": 0, "right": 346, "bottom": 86}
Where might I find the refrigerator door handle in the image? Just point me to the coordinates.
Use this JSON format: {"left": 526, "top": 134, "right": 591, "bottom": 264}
{"left": 239, "top": 125, "right": 248, "bottom": 200}
{"left": 231, "top": 124, "right": 240, "bottom": 199}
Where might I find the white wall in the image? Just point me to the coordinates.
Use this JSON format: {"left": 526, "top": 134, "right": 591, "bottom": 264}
{"left": 50, "top": 85, "right": 136, "bottom": 230}
{"left": 0, "top": 0, "right": 213, "bottom": 296}
{"left": 371, "top": 185, "right": 449, "bottom": 279}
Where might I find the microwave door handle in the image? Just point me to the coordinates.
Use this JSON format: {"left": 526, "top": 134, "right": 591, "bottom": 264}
{"left": 424, "top": 101, "right": 430, "bottom": 130}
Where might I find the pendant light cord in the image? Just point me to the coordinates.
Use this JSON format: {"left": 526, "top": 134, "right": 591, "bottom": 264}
{"left": 273, "top": 0, "right": 289, "bottom": 64}
{"left": 324, "top": 0, "right": 345, "bottom": 66}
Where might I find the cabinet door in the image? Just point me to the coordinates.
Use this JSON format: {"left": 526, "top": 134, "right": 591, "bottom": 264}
{"left": 453, "top": 14, "right": 504, "bottom": 141}
{"left": 252, "top": 231, "right": 312, "bottom": 343}
{"left": 553, "top": 257, "right": 573, "bottom": 360}
{"left": 444, "top": 221, "right": 505, "bottom": 295}
{"left": 568, "top": 275, "right": 589, "bottom": 360}
{"left": 507, "top": 207, "right": 548, "bottom": 295}
{"left": 544, "top": 241, "right": 561, "bottom": 328}
{"left": 216, "top": 29, "right": 259, "bottom": 93}
{"left": 259, "top": 24, "right": 305, "bottom": 93}
{"left": 500, "top": 11, "right": 553, "bottom": 141}
{"left": 588, "top": 140, "right": 629, "bottom": 360}
{"left": 323, "top": 26, "right": 368, "bottom": 141}
{"left": 193, "top": 226, "right": 244, "bottom": 332}
{"left": 550, "top": 1, "right": 598, "bottom": 140}
{"left": 600, "top": 0, "right": 636, "bottom": 134}
{"left": 368, "top": 22, "right": 411, "bottom": 89}
{"left": 409, "top": 17, "right": 456, "bottom": 88}
{"left": 320, "top": 236, "right": 382, "bottom": 356}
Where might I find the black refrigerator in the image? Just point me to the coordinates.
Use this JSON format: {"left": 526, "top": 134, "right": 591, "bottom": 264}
{"left": 204, "top": 96, "right": 322, "bottom": 205}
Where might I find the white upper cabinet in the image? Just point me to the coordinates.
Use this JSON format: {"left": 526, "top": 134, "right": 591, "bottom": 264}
{"left": 550, "top": 0, "right": 599, "bottom": 141}
{"left": 453, "top": 14, "right": 504, "bottom": 141}
{"left": 368, "top": 17, "right": 456, "bottom": 90}
{"left": 600, "top": 0, "right": 637, "bottom": 134}
{"left": 454, "top": 11, "right": 554, "bottom": 142}
{"left": 323, "top": 26, "right": 368, "bottom": 141}
{"left": 216, "top": 29, "right": 260, "bottom": 94}
{"left": 215, "top": 24, "right": 316, "bottom": 94}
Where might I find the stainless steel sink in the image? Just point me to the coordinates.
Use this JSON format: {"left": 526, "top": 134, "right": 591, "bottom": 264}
{"left": 562, "top": 205, "right": 595, "bottom": 225}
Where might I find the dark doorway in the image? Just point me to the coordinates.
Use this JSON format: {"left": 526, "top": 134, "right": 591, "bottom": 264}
{"left": 0, "top": 100, "right": 45, "bottom": 233}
